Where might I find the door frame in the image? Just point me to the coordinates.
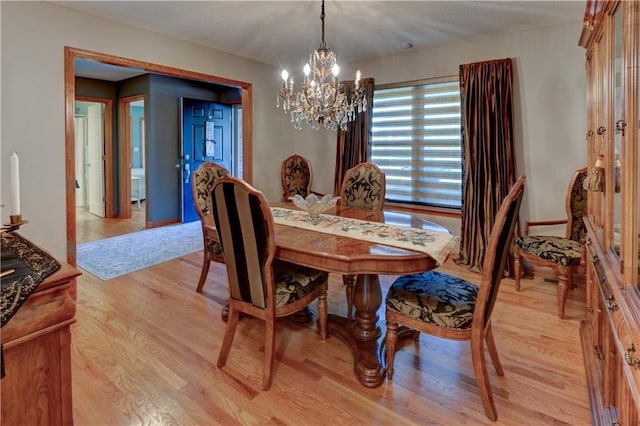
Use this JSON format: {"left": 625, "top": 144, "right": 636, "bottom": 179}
{"left": 64, "top": 46, "right": 254, "bottom": 265}
{"left": 119, "top": 94, "right": 145, "bottom": 220}
{"left": 75, "top": 96, "right": 114, "bottom": 218}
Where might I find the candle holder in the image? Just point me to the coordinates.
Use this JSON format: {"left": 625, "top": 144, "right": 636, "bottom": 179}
{"left": 2, "top": 215, "right": 28, "bottom": 233}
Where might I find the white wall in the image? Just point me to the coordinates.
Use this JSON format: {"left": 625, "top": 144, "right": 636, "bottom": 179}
{"left": 341, "top": 21, "right": 587, "bottom": 235}
{"left": 1, "top": 2, "right": 587, "bottom": 258}
{"left": 0, "top": 1, "right": 326, "bottom": 258}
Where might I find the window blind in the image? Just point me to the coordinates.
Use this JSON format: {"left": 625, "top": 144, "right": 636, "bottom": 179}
{"left": 371, "top": 79, "right": 462, "bottom": 209}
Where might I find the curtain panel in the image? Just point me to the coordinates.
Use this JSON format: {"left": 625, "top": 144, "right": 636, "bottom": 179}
{"left": 333, "top": 77, "right": 375, "bottom": 195}
{"left": 456, "top": 58, "right": 517, "bottom": 272}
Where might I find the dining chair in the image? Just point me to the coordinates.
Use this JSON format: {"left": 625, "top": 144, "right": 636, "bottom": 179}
{"left": 340, "top": 162, "right": 386, "bottom": 319}
{"left": 385, "top": 175, "right": 525, "bottom": 422}
{"left": 281, "top": 154, "right": 322, "bottom": 201}
{"left": 513, "top": 167, "right": 587, "bottom": 319}
{"left": 191, "top": 162, "right": 230, "bottom": 292}
{"left": 211, "top": 175, "right": 329, "bottom": 390}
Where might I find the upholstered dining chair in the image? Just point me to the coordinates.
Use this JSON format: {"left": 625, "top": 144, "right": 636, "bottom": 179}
{"left": 385, "top": 175, "right": 525, "bottom": 422}
{"left": 513, "top": 167, "right": 587, "bottom": 319}
{"left": 281, "top": 154, "right": 322, "bottom": 201}
{"left": 211, "top": 175, "right": 329, "bottom": 390}
{"left": 191, "top": 162, "right": 230, "bottom": 293}
{"left": 340, "top": 162, "right": 386, "bottom": 319}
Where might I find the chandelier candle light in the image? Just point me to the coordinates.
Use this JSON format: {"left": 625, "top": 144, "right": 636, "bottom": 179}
{"left": 276, "top": 0, "right": 367, "bottom": 131}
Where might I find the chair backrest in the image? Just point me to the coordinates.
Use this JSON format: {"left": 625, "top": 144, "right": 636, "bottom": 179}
{"left": 211, "top": 176, "right": 276, "bottom": 310}
{"left": 192, "top": 162, "right": 230, "bottom": 226}
{"left": 340, "top": 162, "right": 386, "bottom": 211}
{"left": 281, "top": 154, "right": 313, "bottom": 199}
{"left": 566, "top": 167, "right": 588, "bottom": 242}
{"left": 474, "top": 175, "right": 526, "bottom": 328}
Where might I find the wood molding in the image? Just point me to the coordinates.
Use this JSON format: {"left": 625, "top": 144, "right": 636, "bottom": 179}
{"left": 64, "top": 46, "right": 254, "bottom": 265}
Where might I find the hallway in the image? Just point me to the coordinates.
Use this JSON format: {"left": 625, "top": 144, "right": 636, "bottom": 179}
{"left": 76, "top": 202, "right": 146, "bottom": 244}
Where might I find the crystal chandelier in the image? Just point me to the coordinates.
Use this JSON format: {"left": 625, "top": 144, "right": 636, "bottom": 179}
{"left": 276, "top": 0, "right": 367, "bottom": 131}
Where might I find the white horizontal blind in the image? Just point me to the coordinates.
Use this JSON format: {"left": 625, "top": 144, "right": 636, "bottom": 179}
{"left": 371, "top": 79, "right": 462, "bottom": 209}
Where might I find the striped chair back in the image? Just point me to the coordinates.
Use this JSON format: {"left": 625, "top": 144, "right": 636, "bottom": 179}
{"left": 211, "top": 176, "right": 275, "bottom": 309}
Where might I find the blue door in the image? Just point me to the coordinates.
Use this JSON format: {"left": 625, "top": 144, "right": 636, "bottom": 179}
{"left": 181, "top": 98, "right": 232, "bottom": 223}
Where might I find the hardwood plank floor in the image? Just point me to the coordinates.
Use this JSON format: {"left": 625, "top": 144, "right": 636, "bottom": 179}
{"left": 72, "top": 218, "right": 591, "bottom": 425}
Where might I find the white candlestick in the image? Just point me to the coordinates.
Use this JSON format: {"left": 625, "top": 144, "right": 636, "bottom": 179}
{"left": 10, "top": 152, "right": 20, "bottom": 216}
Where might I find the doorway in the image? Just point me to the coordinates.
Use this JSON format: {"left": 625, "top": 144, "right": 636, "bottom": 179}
{"left": 75, "top": 101, "right": 106, "bottom": 218}
{"left": 180, "top": 98, "right": 232, "bottom": 223}
{"left": 65, "top": 47, "right": 254, "bottom": 265}
{"left": 119, "top": 95, "right": 146, "bottom": 220}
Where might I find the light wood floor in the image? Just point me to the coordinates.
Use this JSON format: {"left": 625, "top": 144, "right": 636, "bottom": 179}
{"left": 76, "top": 203, "right": 146, "bottom": 243}
{"left": 72, "top": 220, "right": 591, "bottom": 425}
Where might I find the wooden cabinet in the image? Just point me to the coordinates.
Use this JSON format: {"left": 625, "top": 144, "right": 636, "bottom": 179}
{"left": 1, "top": 262, "right": 81, "bottom": 426}
{"left": 579, "top": 0, "right": 640, "bottom": 424}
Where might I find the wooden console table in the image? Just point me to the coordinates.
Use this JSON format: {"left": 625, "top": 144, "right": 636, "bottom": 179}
{"left": 1, "top": 246, "right": 81, "bottom": 425}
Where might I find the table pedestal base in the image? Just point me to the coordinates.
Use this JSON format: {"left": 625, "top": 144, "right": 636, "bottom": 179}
{"left": 328, "top": 315, "right": 386, "bottom": 387}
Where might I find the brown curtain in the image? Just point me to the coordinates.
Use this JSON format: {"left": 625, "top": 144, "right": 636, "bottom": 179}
{"left": 333, "top": 77, "right": 375, "bottom": 195}
{"left": 455, "top": 58, "right": 516, "bottom": 272}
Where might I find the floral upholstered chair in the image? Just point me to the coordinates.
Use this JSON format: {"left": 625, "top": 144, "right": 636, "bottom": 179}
{"left": 191, "top": 162, "right": 229, "bottom": 292}
{"left": 340, "top": 162, "right": 386, "bottom": 319}
{"left": 281, "top": 154, "right": 321, "bottom": 201}
{"left": 385, "top": 176, "right": 525, "bottom": 422}
{"left": 211, "top": 176, "right": 328, "bottom": 390}
{"left": 340, "top": 162, "right": 386, "bottom": 211}
{"left": 513, "top": 168, "right": 587, "bottom": 319}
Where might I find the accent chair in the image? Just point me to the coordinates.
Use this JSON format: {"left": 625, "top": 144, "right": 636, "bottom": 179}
{"left": 281, "top": 154, "right": 322, "bottom": 201}
{"left": 339, "top": 162, "right": 386, "bottom": 319}
{"left": 211, "top": 176, "right": 329, "bottom": 390}
{"left": 191, "top": 162, "right": 230, "bottom": 292}
{"left": 513, "top": 167, "right": 588, "bottom": 319}
{"left": 385, "top": 176, "right": 525, "bottom": 422}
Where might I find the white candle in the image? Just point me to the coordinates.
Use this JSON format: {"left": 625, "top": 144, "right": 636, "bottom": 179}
{"left": 10, "top": 152, "right": 20, "bottom": 216}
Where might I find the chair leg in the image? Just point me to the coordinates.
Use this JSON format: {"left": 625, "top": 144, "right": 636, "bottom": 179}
{"left": 263, "top": 315, "right": 276, "bottom": 390}
{"left": 385, "top": 319, "right": 398, "bottom": 380}
{"left": 557, "top": 269, "right": 570, "bottom": 319}
{"left": 196, "top": 256, "right": 211, "bottom": 293}
{"left": 513, "top": 251, "right": 522, "bottom": 292}
{"left": 485, "top": 323, "right": 504, "bottom": 376}
{"left": 217, "top": 305, "right": 240, "bottom": 368}
{"left": 471, "top": 335, "right": 498, "bottom": 421}
{"left": 318, "top": 291, "right": 328, "bottom": 341}
{"left": 343, "top": 274, "right": 356, "bottom": 320}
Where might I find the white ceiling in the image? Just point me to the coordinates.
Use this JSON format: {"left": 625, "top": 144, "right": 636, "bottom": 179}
{"left": 57, "top": 0, "right": 585, "bottom": 80}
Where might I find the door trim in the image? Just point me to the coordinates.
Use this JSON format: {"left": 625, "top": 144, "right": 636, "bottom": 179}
{"left": 75, "top": 96, "right": 114, "bottom": 218}
{"left": 64, "top": 46, "right": 254, "bottom": 265}
{"left": 119, "top": 94, "right": 145, "bottom": 220}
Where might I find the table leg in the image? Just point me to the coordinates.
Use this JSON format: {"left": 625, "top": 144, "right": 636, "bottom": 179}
{"left": 327, "top": 273, "right": 386, "bottom": 387}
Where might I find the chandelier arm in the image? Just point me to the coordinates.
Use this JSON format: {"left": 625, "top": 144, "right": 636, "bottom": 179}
{"left": 276, "top": 0, "right": 366, "bottom": 131}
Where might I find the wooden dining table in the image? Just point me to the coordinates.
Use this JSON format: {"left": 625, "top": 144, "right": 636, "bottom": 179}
{"left": 272, "top": 203, "right": 455, "bottom": 388}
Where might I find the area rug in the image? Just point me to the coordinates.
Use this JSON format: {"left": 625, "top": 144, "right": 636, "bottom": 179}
{"left": 77, "top": 221, "right": 202, "bottom": 280}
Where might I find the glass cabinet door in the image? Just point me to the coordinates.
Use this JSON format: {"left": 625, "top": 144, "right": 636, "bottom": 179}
{"left": 612, "top": 5, "right": 622, "bottom": 257}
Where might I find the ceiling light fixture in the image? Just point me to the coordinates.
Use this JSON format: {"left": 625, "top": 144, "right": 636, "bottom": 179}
{"left": 276, "top": 0, "right": 367, "bottom": 131}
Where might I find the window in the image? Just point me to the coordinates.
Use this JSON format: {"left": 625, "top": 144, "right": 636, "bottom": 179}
{"left": 370, "top": 77, "right": 462, "bottom": 209}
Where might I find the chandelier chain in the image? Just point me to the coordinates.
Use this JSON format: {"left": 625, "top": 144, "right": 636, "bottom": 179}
{"left": 320, "top": 0, "right": 326, "bottom": 49}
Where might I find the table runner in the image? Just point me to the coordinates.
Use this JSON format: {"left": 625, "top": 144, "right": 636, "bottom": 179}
{"left": 271, "top": 207, "right": 458, "bottom": 266}
{"left": 1, "top": 232, "right": 61, "bottom": 327}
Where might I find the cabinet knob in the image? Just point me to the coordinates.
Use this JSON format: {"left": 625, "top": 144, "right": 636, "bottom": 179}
{"left": 596, "top": 126, "right": 607, "bottom": 135}
{"left": 605, "top": 294, "right": 619, "bottom": 311}
{"left": 624, "top": 343, "right": 640, "bottom": 369}
{"left": 595, "top": 345, "right": 605, "bottom": 360}
{"left": 615, "top": 119, "right": 627, "bottom": 135}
